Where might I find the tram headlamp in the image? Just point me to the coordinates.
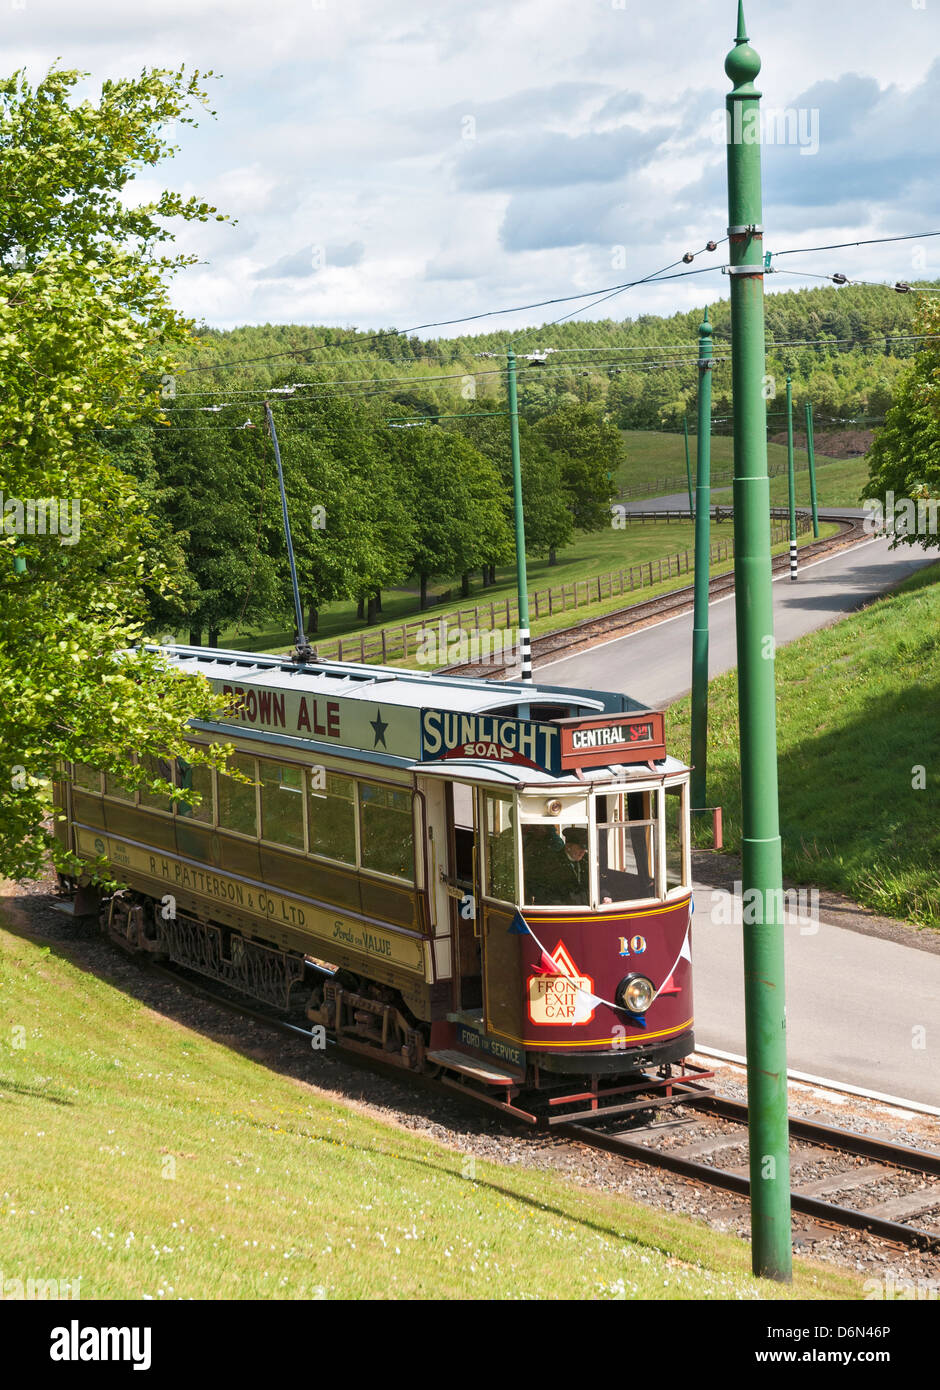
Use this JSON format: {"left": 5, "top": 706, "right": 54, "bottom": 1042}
{"left": 546, "top": 799, "right": 563, "bottom": 817}
{"left": 617, "top": 974, "right": 655, "bottom": 1014}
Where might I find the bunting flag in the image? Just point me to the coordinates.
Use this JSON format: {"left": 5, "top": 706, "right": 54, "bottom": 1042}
{"left": 537, "top": 949, "right": 565, "bottom": 976}
{"left": 508, "top": 911, "right": 530, "bottom": 935}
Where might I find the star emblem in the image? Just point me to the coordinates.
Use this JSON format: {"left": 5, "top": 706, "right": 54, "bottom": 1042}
{"left": 370, "top": 708, "right": 389, "bottom": 748}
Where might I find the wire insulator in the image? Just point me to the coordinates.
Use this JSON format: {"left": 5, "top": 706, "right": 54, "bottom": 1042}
{"left": 895, "top": 281, "right": 912, "bottom": 293}
{"left": 706, "top": 241, "right": 718, "bottom": 252}
{"left": 832, "top": 273, "right": 848, "bottom": 285}
{"left": 682, "top": 252, "right": 695, "bottom": 264}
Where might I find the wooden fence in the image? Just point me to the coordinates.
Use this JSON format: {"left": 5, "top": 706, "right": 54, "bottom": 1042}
{"left": 313, "top": 509, "right": 812, "bottom": 666}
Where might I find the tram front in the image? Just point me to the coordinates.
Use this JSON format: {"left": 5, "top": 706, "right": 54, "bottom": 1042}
{"left": 419, "top": 702, "right": 695, "bottom": 1088}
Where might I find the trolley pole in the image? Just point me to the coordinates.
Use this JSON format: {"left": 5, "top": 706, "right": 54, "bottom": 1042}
{"left": 683, "top": 416, "right": 695, "bottom": 518}
{"left": 264, "top": 401, "right": 314, "bottom": 665}
{"left": 805, "top": 402, "right": 820, "bottom": 537}
{"left": 507, "top": 349, "right": 532, "bottom": 682}
{"left": 724, "top": 1, "right": 792, "bottom": 1282}
{"left": 690, "top": 309, "right": 713, "bottom": 814}
{"left": 786, "top": 374, "right": 798, "bottom": 581}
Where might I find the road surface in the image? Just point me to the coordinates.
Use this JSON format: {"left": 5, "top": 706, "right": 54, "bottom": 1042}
{"left": 538, "top": 524, "right": 934, "bottom": 708}
{"left": 690, "top": 884, "right": 940, "bottom": 1107}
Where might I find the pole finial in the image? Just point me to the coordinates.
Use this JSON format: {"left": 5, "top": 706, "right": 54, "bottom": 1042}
{"left": 726, "top": 0, "right": 761, "bottom": 87}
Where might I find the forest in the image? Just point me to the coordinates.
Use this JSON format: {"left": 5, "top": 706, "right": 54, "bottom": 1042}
{"left": 101, "top": 280, "right": 934, "bottom": 645}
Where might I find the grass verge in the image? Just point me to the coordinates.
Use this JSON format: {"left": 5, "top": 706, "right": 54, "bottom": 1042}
{"left": 0, "top": 919, "right": 861, "bottom": 1300}
{"left": 668, "top": 562, "right": 940, "bottom": 928}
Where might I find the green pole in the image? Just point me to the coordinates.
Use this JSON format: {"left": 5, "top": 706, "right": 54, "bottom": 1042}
{"left": 690, "top": 310, "right": 713, "bottom": 813}
{"left": 805, "top": 402, "right": 820, "bottom": 537}
{"left": 724, "top": 1, "right": 792, "bottom": 1283}
{"left": 786, "top": 375, "right": 798, "bottom": 582}
{"left": 683, "top": 416, "right": 695, "bottom": 517}
{"left": 507, "top": 349, "right": 532, "bottom": 682}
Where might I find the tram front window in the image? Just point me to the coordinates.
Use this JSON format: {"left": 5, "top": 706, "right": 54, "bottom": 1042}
{"left": 521, "top": 822, "right": 591, "bottom": 907}
{"left": 596, "top": 790, "right": 657, "bottom": 903}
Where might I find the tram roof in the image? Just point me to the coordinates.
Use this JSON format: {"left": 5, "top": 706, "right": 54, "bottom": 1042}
{"left": 148, "top": 645, "right": 678, "bottom": 780}
{"left": 150, "top": 644, "right": 638, "bottom": 718}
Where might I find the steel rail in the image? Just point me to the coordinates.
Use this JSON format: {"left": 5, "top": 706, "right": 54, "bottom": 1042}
{"left": 557, "top": 1118, "right": 940, "bottom": 1255}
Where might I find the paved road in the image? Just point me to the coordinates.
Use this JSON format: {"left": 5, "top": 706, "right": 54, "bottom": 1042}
{"left": 538, "top": 527, "right": 934, "bottom": 708}
{"left": 691, "top": 885, "right": 940, "bottom": 1107}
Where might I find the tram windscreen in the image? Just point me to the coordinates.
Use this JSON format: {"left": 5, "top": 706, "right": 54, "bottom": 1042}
{"left": 595, "top": 790, "right": 657, "bottom": 903}
{"left": 521, "top": 822, "right": 590, "bottom": 907}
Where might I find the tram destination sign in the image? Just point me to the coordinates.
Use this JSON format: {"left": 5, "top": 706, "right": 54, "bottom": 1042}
{"left": 557, "top": 711, "right": 666, "bottom": 770}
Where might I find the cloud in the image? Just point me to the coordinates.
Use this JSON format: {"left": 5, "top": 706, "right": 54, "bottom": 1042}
{"left": 254, "top": 241, "right": 365, "bottom": 279}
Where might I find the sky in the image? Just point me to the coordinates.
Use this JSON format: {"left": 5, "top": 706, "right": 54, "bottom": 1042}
{"left": 6, "top": 0, "right": 940, "bottom": 337}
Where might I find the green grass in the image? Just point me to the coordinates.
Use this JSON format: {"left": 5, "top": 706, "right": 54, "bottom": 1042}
{"left": 669, "top": 562, "right": 940, "bottom": 928}
{"left": 615, "top": 430, "right": 846, "bottom": 498}
{"left": 0, "top": 920, "right": 862, "bottom": 1300}
{"left": 712, "top": 455, "right": 873, "bottom": 511}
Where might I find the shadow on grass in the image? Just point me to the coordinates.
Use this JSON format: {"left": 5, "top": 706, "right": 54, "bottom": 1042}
{"left": 0, "top": 1077, "right": 74, "bottom": 1106}
{"left": 0, "top": 895, "right": 717, "bottom": 1268}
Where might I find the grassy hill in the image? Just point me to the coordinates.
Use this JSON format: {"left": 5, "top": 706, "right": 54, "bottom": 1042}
{"left": 668, "top": 563, "right": 940, "bottom": 927}
{"left": 0, "top": 912, "right": 860, "bottom": 1300}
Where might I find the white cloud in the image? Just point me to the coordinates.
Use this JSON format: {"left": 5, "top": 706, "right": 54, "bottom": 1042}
{"left": 5, "top": 0, "right": 939, "bottom": 333}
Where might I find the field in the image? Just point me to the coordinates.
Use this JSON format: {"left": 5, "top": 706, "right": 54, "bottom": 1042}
{"left": 0, "top": 911, "right": 862, "bottom": 1301}
{"left": 615, "top": 429, "right": 850, "bottom": 498}
{"left": 668, "top": 562, "right": 940, "bottom": 928}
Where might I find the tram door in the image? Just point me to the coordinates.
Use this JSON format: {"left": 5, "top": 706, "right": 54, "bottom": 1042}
{"left": 447, "top": 781, "right": 483, "bottom": 1009}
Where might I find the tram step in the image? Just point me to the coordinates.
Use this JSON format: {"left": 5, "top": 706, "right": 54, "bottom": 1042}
{"left": 427, "top": 1049, "right": 519, "bottom": 1087}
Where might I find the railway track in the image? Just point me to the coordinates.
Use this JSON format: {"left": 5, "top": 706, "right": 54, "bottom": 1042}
{"left": 443, "top": 510, "right": 867, "bottom": 679}
{"left": 144, "top": 952, "right": 939, "bottom": 1257}
{"left": 559, "top": 1095, "right": 940, "bottom": 1255}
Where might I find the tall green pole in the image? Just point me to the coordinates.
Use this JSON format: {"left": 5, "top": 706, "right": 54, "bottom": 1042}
{"left": 690, "top": 310, "right": 713, "bottom": 813}
{"left": 683, "top": 416, "right": 695, "bottom": 517}
{"left": 507, "top": 349, "right": 532, "bottom": 682}
{"left": 786, "top": 374, "right": 798, "bottom": 581}
{"left": 725, "top": 2, "right": 792, "bottom": 1282}
{"left": 805, "top": 402, "right": 820, "bottom": 537}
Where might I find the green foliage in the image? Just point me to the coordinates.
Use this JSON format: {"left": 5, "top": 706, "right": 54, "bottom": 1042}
{"left": 865, "top": 300, "right": 940, "bottom": 550}
{"left": 0, "top": 64, "right": 233, "bottom": 878}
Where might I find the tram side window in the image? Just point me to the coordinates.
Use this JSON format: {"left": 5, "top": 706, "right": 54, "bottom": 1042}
{"left": 308, "top": 772, "right": 357, "bottom": 865}
{"left": 596, "top": 790, "right": 658, "bottom": 903}
{"left": 217, "top": 753, "right": 258, "bottom": 836}
{"left": 73, "top": 763, "right": 102, "bottom": 793}
{"left": 138, "top": 754, "right": 175, "bottom": 813}
{"left": 359, "top": 784, "right": 414, "bottom": 881}
{"left": 484, "top": 792, "right": 516, "bottom": 903}
{"left": 104, "top": 765, "right": 136, "bottom": 802}
{"left": 664, "top": 784, "right": 686, "bottom": 890}
{"left": 176, "top": 757, "right": 214, "bottom": 824}
{"left": 259, "top": 759, "right": 304, "bottom": 849}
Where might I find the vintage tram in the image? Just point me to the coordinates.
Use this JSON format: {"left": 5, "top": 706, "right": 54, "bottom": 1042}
{"left": 55, "top": 645, "right": 696, "bottom": 1121}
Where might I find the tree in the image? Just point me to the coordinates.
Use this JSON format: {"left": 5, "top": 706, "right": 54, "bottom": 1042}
{"left": 533, "top": 404, "right": 621, "bottom": 534}
{"left": 865, "top": 300, "right": 940, "bottom": 551}
{"left": 0, "top": 65, "right": 235, "bottom": 878}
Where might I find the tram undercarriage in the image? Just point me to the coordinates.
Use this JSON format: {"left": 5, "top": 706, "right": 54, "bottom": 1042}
{"left": 89, "top": 884, "right": 708, "bottom": 1126}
